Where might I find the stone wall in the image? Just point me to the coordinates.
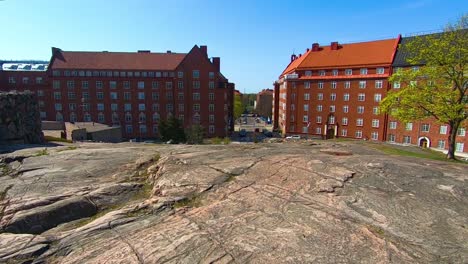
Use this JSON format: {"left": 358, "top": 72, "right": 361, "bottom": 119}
{"left": 0, "top": 91, "right": 44, "bottom": 144}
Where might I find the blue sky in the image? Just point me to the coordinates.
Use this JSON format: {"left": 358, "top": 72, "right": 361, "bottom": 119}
{"left": 0, "top": 0, "right": 466, "bottom": 93}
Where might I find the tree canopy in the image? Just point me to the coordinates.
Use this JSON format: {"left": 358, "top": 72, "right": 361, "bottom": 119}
{"left": 380, "top": 14, "right": 467, "bottom": 159}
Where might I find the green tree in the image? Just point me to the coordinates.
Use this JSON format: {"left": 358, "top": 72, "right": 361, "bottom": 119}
{"left": 185, "top": 124, "right": 204, "bottom": 144}
{"left": 233, "top": 94, "right": 243, "bottom": 120}
{"left": 158, "top": 116, "right": 186, "bottom": 143}
{"left": 380, "top": 15, "right": 467, "bottom": 159}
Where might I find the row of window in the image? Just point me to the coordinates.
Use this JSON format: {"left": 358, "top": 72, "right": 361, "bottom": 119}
{"left": 123, "top": 124, "right": 217, "bottom": 135}
{"left": 8, "top": 76, "right": 43, "bottom": 84}
{"left": 388, "top": 122, "right": 466, "bottom": 136}
{"left": 292, "top": 80, "right": 384, "bottom": 89}
{"left": 53, "top": 80, "right": 216, "bottom": 90}
{"left": 302, "top": 67, "right": 385, "bottom": 77}
{"left": 52, "top": 91, "right": 218, "bottom": 101}
{"left": 387, "top": 135, "right": 464, "bottom": 152}
{"left": 283, "top": 103, "right": 381, "bottom": 114}
{"left": 53, "top": 102, "right": 225, "bottom": 113}
{"left": 52, "top": 70, "right": 215, "bottom": 79}
{"left": 301, "top": 92, "right": 382, "bottom": 102}
{"left": 292, "top": 125, "right": 380, "bottom": 140}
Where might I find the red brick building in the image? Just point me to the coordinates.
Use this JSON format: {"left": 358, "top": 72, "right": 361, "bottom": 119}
{"left": 274, "top": 38, "right": 399, "bottom": 141}
{"left": 1, "top": 45, "right": 234, "bottom": 139}
{"left": 255, "top": 88, "right": 273, "bottom": 118}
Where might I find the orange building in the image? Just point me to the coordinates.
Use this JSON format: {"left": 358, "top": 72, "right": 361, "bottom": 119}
{"left": 275, "top": 38, "right": 399, "bottom": 140}
{"left": 255, "top": 88, "right": 273, "bottom": 118}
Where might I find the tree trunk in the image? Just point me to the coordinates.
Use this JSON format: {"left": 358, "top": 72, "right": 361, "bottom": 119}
{"left": 447, "top": 121, "right": 460, "bottom": 159}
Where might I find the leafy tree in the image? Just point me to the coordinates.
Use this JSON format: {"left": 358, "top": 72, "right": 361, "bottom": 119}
{"left": 158, "top": 116, "right": 186, "bottom": 143}
{"left": 185, "top": 124, "right": 204, "bottom": 144}
{"left": 233, "top": 94, "right": 243, "bottom": 120}
{"left": 381, "top": 15, "right": 467, "bottom": 159}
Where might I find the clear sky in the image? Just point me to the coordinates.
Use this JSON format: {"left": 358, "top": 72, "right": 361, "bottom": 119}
{"left": 0, "top": 0, "right": 466, "bottom": 93}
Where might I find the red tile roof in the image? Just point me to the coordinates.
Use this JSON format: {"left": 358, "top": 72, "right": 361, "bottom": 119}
{"left": 281, "top": 38, "right": 399, "bottom": 76}
{"left": 51, "top": 50, "right": 187, "bottom": 70}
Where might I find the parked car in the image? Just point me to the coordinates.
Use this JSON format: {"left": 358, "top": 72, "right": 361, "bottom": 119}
{"left": 286, "top": 135, "right": 301, "bottom": 140}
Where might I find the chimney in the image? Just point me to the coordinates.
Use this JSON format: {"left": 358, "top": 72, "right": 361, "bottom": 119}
{"left": 312, "top": 43, "right": 320, "bottom": 51}
{"left": 166, "top": 50, "right": 172, "bottom": 53}
{"left": 306, "top": 48, "right": 310, "bottom": 52}
{"left": 200, "top": 45, "right": 208, "bottom": 57}
{"left": 212, "top": 57, "right": 220, "bottom": 72}
{"left": 331, "top": 42, "right": 339, "bottom": 50}
{"left": 291, "top": 54, "right": 297, "bottom": 62}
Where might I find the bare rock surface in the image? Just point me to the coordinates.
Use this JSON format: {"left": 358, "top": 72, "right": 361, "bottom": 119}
{"left": 0, "top": 141, "right": 467, "bottom": 263}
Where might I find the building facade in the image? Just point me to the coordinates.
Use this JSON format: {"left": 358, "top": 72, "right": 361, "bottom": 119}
{"left": 255, "top": 88, "right": 273, "bottom": 118}
{"left": 0, "top": 45, "right": 235, "bottom": 139}
{"left": 274, "top": 34, "right": 467, "bottom": 153}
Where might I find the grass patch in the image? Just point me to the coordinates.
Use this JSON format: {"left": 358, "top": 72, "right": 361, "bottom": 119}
{"left": 173, "top": 194, "right": 203, "bottom": 208}
{"left": 210, "top": 137, "right": 231, "bottom": 145}
{"left": 44, "top": 136, "right": 72, "bottom": 143}
{"left": 370, "top": 143, "right": 466, "bottom": 163}
{"left": 56, "top": 146, "right": 78, "bottom": 152}
{"left": 34, "top": 148, "right": 49, "bottom": 156}
{"left": 367, "top": 225, "right": 385, "bottom": 238}
{"left": 0, "top": 164, "right": 11, "bottom": 175}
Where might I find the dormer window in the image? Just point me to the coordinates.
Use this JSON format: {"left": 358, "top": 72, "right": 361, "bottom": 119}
{"left": 360, "top": 68, "right": 368, "bottom": 75}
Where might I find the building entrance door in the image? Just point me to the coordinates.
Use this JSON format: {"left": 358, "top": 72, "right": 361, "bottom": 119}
{"left": 326, "top": 128, "right": 335, "bottom": 139}
{"left": 419, "top": 138, "right": 428, "bottom": 148}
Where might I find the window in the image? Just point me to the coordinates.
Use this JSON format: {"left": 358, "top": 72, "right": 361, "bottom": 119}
{"left": 371, "top": 132, "right": 379, "bottom": 140}
{"left": 193, "top": 70, "right": 200, "bottom": 78}
{"left": 152, "top": 103, "right": 159, "bottom": 111}
{"left": 68, "top": 92, "right": 76, "bottom": 99}
{"left": 37, "top": 90, "right": 44, "bottom": 97}
{"left": 166, "top": 92, "right": 173, "bottom": 100}
{"left": 357, "top": 106, "right": 364, "bottom": 114}
{"left": 330, "top": 93, "right": 336, "bottom": 101}
{"left": 343, "top": 105, "right": 349, "bottom": 113}
{"left": 331, "top": 82, "right": 337, "bottom": 89}
{"left": 358, "top": 93, "right": 365, "bottom": 101}
{"left": 97, "top": 92, "right": 104, "bottom": 100}
{"left": 126, "top": 125, "right": 133, "bottom": 133}
{"left": 301, "top": 115, "right": 308, "bottom": 123}
{"left": 178, "top": 92, "right": 184, "bottom": 100}
{"left": 137, "top": 81, "right": 144, "bottom": 89}
{"left": 405, "top": 122, "right": 413, "bottom": 131}
{"left": 193, "top": 104, "right": 200, "bottom": 111}
{"left": 22, "top": 77, "right": 29, "bottom": 84}
{"left": 421, "top": 123, "right": 430, "bottom": 132}
{"left": 372, "top": 119, "right": 379, "bottom": 128}
{"left": 83, "top": 104, "right": 90, "bottom": 111}
{"left": 319, "top": 70, "right": 325, "bottom": 76}
{"left": 110, "top": 92, "right": 118, "bottom": 100}
{"left": 305, "top": 71, "right": 312, "bottom": 76}
{"left": 302, "top": 126, "right": 308, "bottom": 133}
{"left": 209, "top": 125, "right": 215, "bottom": 134}
{"left": 328, "top": 115, "right": 335, "bottom": 124}
{"left": 388, "top": 134, "right": 396, "bottom": 142}
{"left": 304, "top": 82, "right": 310, "bottom": 89}
{"left": 440, "top": 125, "right": 448, "bottom": 134}
{"left": 329, "top": 105, "right": 336, "bottom": 112}
{"left": 412, "top": 66, "right": 419, "bottom": 72}
{"left": 373, "top": 107, "right": 380, "bottom": 115}
{"left": 438, "top": 140, "right": 446, "bottom": 149}
{"left": 69, "top": 103, "right": 76, "bottom": 111}
{"left": 304, "top": 93, "right": 310, "bottom": 100}
{"left": 317, "top": 93, "right": 323, "bottom": 100}
{"left": 374, "top": 94, "right": 382, "bottom": 102}
{"left": 316, "top": 127, "right": 322, "bottom": 134}
{"left": 344, "top": 81, "right": 350, "bottom": 89}
{"left": 139, "top": 113, "right": 146, "bottom": 122}
{"left": 179, "top": 103, "right": 185, "bottom": 112}
{"left": 343, "top": 93, "right": 350, "bottom": 101}
{"left": 209, "top": 93, "right": 215, "bottom": 101}
{"left": 393, "top": 82, "right": 401, "bottom": 89}
{"left": 193, "top": 81, "right": 200, "bottom": 89}
{"left": 355, "top": 130, "right": 363, "bottom": 138}
{"left": 52, "top": 70, "right": 60, "bottom": 77}
{"left": 375, "top": 80, "right": 383, "bottom": 89}
{"left": 56, "top": 112, "right": 63, "bottom": 121}
{"left": 455, "top": 143, "right": 464, "bottom": 152}
{"left": 53, "top": 80, "right": 60, "bottom": 89}
{"left": 209, "top": 114, "right": 215, "bottom": 123}
{"left": 376, "top": 67, "right": 384, "bottom": 74}
{"left": 360, "top": 68, "right": 368, "bottom": 75}
{"left": 359, "top": 81, "right": 366, "bottom": 88}
{"left": 356, "top": 118, "right": 364, "bottom": 126}
{"left": 316, "top": 116, "right": 322, "bottom": 123}
{"left": 124, "top": 103, "right": 132, "bottom": 111}
{"left": 342, "top": 117, "right": 348, "bottom": 125}
{"left": 332, "top": 69, "right": 338, "bottom": 76}
{"left": 110, "top": 81, "right": 117, "bottom": 89}
{"left": 341, "top": 129, "right": 347, "bottom": 136}
{"left": 318, "top": 82, "right": 324, "bottom": 89}
{"left": 209, "top": 81, "right": 215, "bottom": 89}
{"left": 97, "top": 103, "right": 104, "bottom": 111}
{"left": 53, "top": 92, "right": 61, "bottom": 100}
{"left": 193, "top": 93, "right": 200, "bottom": 100}
{"left": 138, "top": 92, "right": 145, "bottom": 100}
{"left": 345, "top": 69, "right": 352, "bottom": 75}
{"left": 111, "top": 103, "right": 118, "bottom": 111}
{"left": 209, "top": 104, "right": 215, "bottom": 112}
{"left": 67, "top": 81, "right": 75, "bottom": 89}
{"left": 98, "top": 113, "right": 105, "bottom": 123}
{"left": 70, "top": 113, "right": 77, "bottom": 122}
{"left": 138, "top": 104, "right": 146, "bottom": 111}
{"left": 166, "top": 82, "right": 173, "bottom": 89}
{"left": 55, "top": 103, "right": 62, "bottom": 111}
{"left": 316, "top": 105, "right": 322, "bottom": 112}
{"left": 403, "top": 136, "right": 411, "bottom": 144}
{"left": 96, "top": 81, "right": 103, "bottom": 89}
{"left": 291, "top": 104, "right": 295, "bottom": 111}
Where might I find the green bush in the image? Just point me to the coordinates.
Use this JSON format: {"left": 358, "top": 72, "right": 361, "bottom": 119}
{"left": 186, "top": 125, "right": 204, "bottom": 144}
